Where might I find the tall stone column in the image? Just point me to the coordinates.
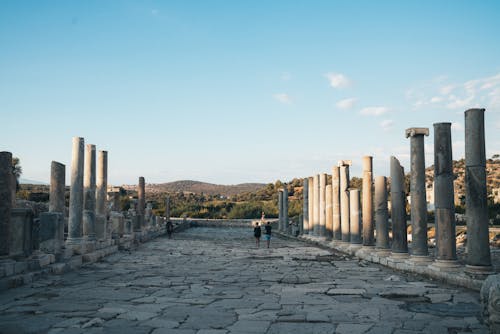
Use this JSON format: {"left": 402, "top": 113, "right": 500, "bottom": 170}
{"left": 49, "top": 161, "right": 65, "bottom": 214}
{"left": 406, "top": 128, "right": 429, "bottom": 258}
{"left": 83, "top": 144, "right": 96, "bottom": 242}
{"left": 283, "top": 186, "right": 289, "bottom": 234}
{"left": 362, "top": 156, "right": 374, "bottom": 246}
{"left": 339, "top": 161, "right": 351, "bottom": 242}
{"left": 137, "top": 176, "right": 146, "bottom": 230}
{"left": 332, "top": 166, "right": 341, "bottom": 241}
{"left": 96, "top": 151, "right": 108, "bottom": 216}
{"left": 374, "top": 176, "right": 390, "bottom": 251}
{"left": 0, "top": 151, "right": 13, "bottom": 256}
{"left": 349, "top": 189, "right": 361, "bottom": 244}
{"left": 67, "top": 137, "right": 85, "bottom": 246}
{"left": 165, "top": 196, "right": 171, "bottom": 222}
{"left": 326, "top": 184, "right": 333, "bottom": 239}
{"left": 278, "top": 190, "right": 283, "bottom": 231}
{"left": 307, "top": 176, "right": 314, "bottom": 235}
{"left": 302, "top": 178, "right": 309, "bottom": 235}
{"left": 319, "top": 173, "right": 327, "bottom": 237}
{"left": 390, "top": 156, "right": 408, "bottom": 256}
{"left": 313, "top": 174, "right": 320, "bottom": 236}
{"left": 433, "top": 122, "right": 458, "bottom": 266}
{"left": 465, "top": 108, "right": 492, "bottom": 270}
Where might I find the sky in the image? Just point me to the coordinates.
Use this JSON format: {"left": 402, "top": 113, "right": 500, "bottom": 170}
{"left": 1, "top": 1, "right": 500, "bottom": 186}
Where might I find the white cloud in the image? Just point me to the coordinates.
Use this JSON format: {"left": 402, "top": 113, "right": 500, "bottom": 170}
{"left": 336, "top": 97, "right": 357, "bottom": 110}
{"left": 440, "top": 84, "right": 455, "bottom": 95}
{"left": 273, "top": 93, "right": 292, "bottom": 104}
{"left": 451, "top": 122, "right": 463, "bottom": 131}
{"left": 380, "top": 119, "right": 394, "bottom": 131}
{"left": 281, "top": 72, "right": 291, "bottom": 81}
{"left": 446, "top": 94, "right": 475, "bottom": 109}
{"left": 360, "top": 106, "right": 389, "bottom": 116}
{"left": 430, "top": 96, "right": 443, "bottom": 103}
{"left": 325, "top": 72, "right": 351, "bottom": 89}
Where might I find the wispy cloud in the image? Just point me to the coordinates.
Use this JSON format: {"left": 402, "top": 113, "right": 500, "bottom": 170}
{"left": 273, "top": 93, "right": 292, "bottom": 104}
{"left": 336, "top": 97, "right": 357, "bottom": 110}
{"left": 360, "top": 106, "right": 389, "bottom": 116}
{"left": 325, "top": 72, "right": 351, "bottom": 89}
{"left": 380, "top": 119, "right": 394, "bottom": 131}
{"left": 406, "top": 72, "right": 500, "bottom": 112}
{"left": 451, "top": 122, "right": 464, "bottom": 131}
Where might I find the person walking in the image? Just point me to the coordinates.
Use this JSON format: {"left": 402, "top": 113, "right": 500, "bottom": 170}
{"left": 166, "top": 220, "right": 174, "bottom": 239}
{"left": 254, "top": 222, "right": 262, "bottom": 247}
{"left": 264, "top": 221, "right": 272, "bottom": 248}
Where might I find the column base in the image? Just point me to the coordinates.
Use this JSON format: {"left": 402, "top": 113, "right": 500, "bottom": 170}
{"left": 406, "top": 255, "right": 433, "bottom": 266}
{"left": 375, "top": 248, "right": 391, "bottom": 256}
{"left": 429, "top": 260, "right": 462, "bottom": 272}
{"left": 389, "top": 252, "right": 409, "bottom": 260}
{"left": 465, "top": 264, "right": 494, "bottom": 275}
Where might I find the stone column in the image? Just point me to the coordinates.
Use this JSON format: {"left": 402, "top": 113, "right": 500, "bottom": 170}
{"left": 278, "top": 190, "right": 283, "bottom": 231}
{"left": 96, "top": 151, "right": 108, "bottom": 216}
{"left": 112, "top": 192, "right": 120, "bottom": 212}
{"left": 137, "top": 176, "right": 146, "bottom": 230}
{"left": 433, "top": 122, "right": 459, "bottom": 266}
{"left": 319, "top": 173, "right": 327, "bottom": 237}
{"left": 49, "top": 161, "right": 65, "bottom": 214}
{"left": 0, "top": 151, "right": 13, "bottom": 256}
{"left": 362, "top": 156, "right": 374, "bottom": 246}
{"left": 374, "top": 176, "right": 390, "bottom": 251}
{"left": 95, "top": 151, "right": 107, "bottom": 240}
{"left": 313, "top": 174, "right": 320, "bottom": 236}
{"left": 67, "top": 137, "right": 85, "bottom": 246}
{"left": 349, "top": 189, "right": 362, "bottom": 244}
{"left": 83, "top": 144, "right": 96, "bottom": 242}
{"left": 339, "top": 161, "right": 351, "bottom": 242}
{"left": 165, "top": 196, "right": 171, "bottom": 222}
{"left": 465, "top": 108, "right": 492, "bottom": 270}
{"left": 332, "top": 166, "right": 341, "bottom": 241}
{"left": 308, "top": 177, "right": 313, "bottom": 236}
{"left": 303, "top": 178, "right": 309, "bottom": 235}
{"left": 406, "top": 128, "right": 429, "bottom": 258}
{"left": 283, "top": 186, "right": 289, "bottom": 234}
{"left": 325, "top": 184, "right": 333, "bottom": 239}
{"left": 390, "top": 156, "right": 408, "bottom": 256}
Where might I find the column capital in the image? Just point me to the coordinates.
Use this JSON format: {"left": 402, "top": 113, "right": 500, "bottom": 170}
{"left": 405, "top": 127, "right": 429, "bottom": 138}
{"left": 338, "top": 160, "right": 352, "bottom": 167}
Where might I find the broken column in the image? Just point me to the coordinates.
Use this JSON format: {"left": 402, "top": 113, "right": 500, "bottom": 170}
{"left": 313, "top": 174, "right": 320, "bottom": 236}
{"left": 332, "top": 166, "right": 341, "bottom": 241}
{"left": 67, "top": 137, "right": 85, "bottom": 249}
{"left": 283, "top": 186, "right": 289, "bottom": 234}
{"left": 339, "top": 161, "right": 351, "bottom": 242}
{"left": 49, "top": 161, "right": 65, "bottom": 214}
{"left": 465, "top": 108, "right": 492, "bottom": 271}
{"left": 308, "top": 177, "right": 313, "bottom": 236}
{"left": 326, "top": 184, "right": 333, "bottom": 239}
{"left": 390, "top": 156, "right": 408, "bottom": 256}
{"left": 362, "top": 156, "right": 374, "bottom": 246}
{"left": 95, "top": 150, "right": 107, "bottom": 240}
{"left": 349, "top": 189, "right": 362, "bottom": 244}
{"left": 303, "top": 178, "right": 309, "bottom": 235}
{"left": 278, "top": 189, "right": 283, "bottom": 231}
{"left": 319, "top": 173, "right": 327, "bottom": 237}
{"left": 433, "top": 122, "right": 459, "bottom": 266}
{"left": 406, "top": 127, "right": 430, "bottom": 259}
{"left": 374, "top": 176, "right": 390, "bottom": 251}
{"left": 136, "top": 176, "right": 145, "bottom": 231}
{"left": 0, "top": 151, "right": 13, "bottom": 256}
{"left": 83, "top": 144, "right": 96, "bottom": 242}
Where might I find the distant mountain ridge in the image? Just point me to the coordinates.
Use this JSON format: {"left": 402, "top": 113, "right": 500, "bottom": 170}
{"left": 124, "top": 180, "right": 267, "bottom": 197}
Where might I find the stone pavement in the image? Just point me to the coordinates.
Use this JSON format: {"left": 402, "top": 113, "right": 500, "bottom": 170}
{"left": 0, "top": 227, "right": 489, "bottom": 334}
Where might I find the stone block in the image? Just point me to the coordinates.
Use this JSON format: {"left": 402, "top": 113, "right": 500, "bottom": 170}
{"left": 10, "top": 208, "right": 34, "bottom": 258}
{"left": 39, "top": 212, "right": 64, "bottom": 255}
{"left": 95, "top": 214, "right": 107, "bottom": 240}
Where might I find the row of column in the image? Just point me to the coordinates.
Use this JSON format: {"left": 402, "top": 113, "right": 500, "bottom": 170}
{"left": 300, "top": 108, "right": 491, "bottom": 272}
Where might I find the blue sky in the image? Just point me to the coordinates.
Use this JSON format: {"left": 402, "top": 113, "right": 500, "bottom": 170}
{"left": 1, "top": 1, "right": 500, "bottom": 185}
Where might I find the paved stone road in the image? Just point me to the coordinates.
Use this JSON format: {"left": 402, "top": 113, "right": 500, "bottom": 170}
{"left": 0, "top": 227, "right": 489, "bottom": 334}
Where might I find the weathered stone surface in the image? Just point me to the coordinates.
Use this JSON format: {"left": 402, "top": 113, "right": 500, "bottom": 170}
{"left": 390, "top": 156, "right": 408, "bottom": 254}
{"left": 0, "top": 151, "right": 13, "bottom": 256}
{"left": 362, "top": 156, "right": 374, "bottom": 246}
{"left": 68, "top": 137, "right": 85, "bottom": 245}
{"left": 49, "top": 161, "right": 65, "bottom": 214}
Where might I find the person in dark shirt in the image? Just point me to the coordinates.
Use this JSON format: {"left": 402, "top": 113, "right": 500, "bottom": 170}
{"left": 166, "top": 220, "right": 174, "bottom": 239}
{"left": 264, "top": 222, "right": 272, "bottom": 248}
{"left": 254, "top": 222, "right": 262, "bottom": 247}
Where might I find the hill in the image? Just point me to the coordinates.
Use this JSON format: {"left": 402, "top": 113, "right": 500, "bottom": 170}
{"left": 124, "top": 180, "right": 267, "bottom": 197}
